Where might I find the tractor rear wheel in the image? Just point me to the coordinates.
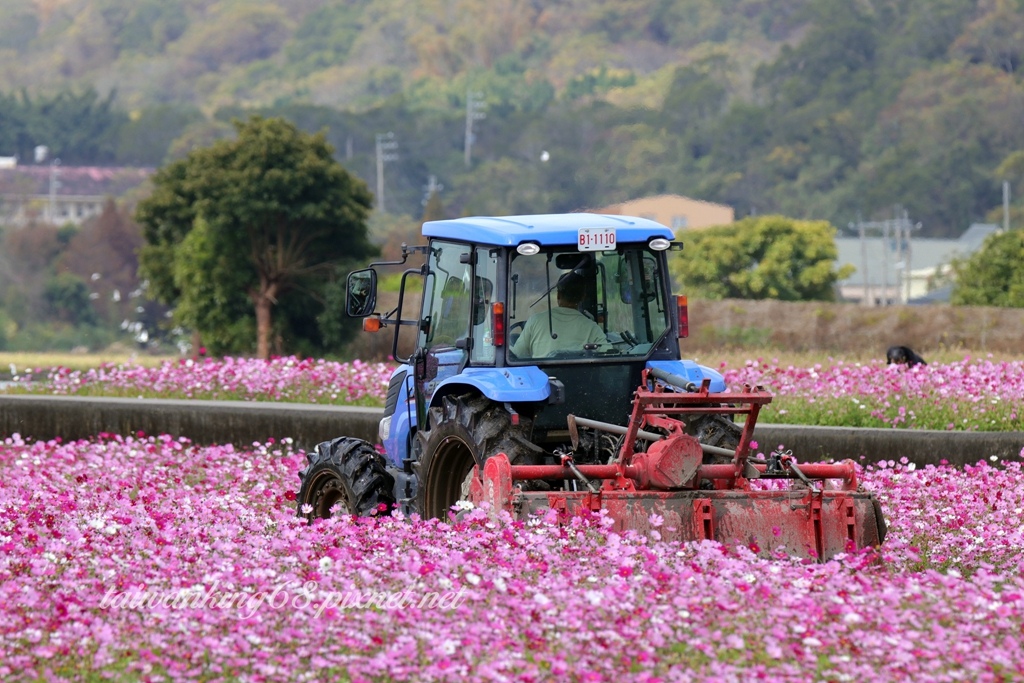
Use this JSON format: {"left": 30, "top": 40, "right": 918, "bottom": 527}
{"left": 415, "top": 393, "right": 534, "bottom": 519}
{"left": 297, "top": 437, "right": 395, "bottom": 521}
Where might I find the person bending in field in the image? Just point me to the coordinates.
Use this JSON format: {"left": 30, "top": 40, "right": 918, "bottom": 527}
{"left": 511, "top": 272, "right": 610, "bottom": 359}
{"left": 886, "top": 345, "right": 927, "bottom": 367}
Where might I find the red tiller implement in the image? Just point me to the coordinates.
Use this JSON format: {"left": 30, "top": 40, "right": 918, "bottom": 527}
{"left": 471, "top": 367, "right": 887, "bottom": 561}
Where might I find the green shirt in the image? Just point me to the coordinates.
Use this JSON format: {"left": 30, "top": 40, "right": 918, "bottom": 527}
{"left": 511, "top": 307, "right": 610, "bottom": 359}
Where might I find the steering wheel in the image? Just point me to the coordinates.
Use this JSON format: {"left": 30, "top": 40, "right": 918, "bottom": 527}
{"left": 508, "top": 320, "right": 527, "bottom": 346}
{"left": 621, "top": 330, "right": 640, "bottom": 347}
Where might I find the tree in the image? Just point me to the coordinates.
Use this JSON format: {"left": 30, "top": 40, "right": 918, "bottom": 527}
{"left": 136, "top": 115, "right": 376, "bottom": 358}
{"left": 950, "top": 229, "right": 1024, "bottom": 307}
{"left": 44, "top": 273, "right": 97, "bottom": 326}
{"left": 671, "top": 215, "right": 852, "bottom": 301}
{"left": 421, "top": 189, "right": 446, "bottom": 223}
{"left": 59, "top": 199, "right": 147, "bottom": 326}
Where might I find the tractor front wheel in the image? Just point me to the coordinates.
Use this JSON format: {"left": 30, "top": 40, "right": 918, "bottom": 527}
{"left": 415, "top": 393, "right": 534, "bottom": 519}
{"left": 297, "top": 437, "right": 395, "bottom": 521}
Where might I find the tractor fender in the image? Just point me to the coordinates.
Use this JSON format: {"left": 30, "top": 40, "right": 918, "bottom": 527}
{"left": 646, "top": 360, "right": 727, "bottom": 393}
{"left": 429, "top": 366, "right": 552, "bottom": 407}
{"left": 384, "top": 365, "right": 552, "bottom": 469}
{"left": 380, "top": 365, "right": 416, "bottom": 469}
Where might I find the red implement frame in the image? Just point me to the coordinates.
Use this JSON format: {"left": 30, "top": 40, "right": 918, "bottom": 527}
{"left": 470, "top": 369, "right": 886, "bottom": 560}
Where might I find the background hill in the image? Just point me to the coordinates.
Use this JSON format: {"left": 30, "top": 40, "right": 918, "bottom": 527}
{"left": 1, "top": 0, "right": 1023, "bottom": 233}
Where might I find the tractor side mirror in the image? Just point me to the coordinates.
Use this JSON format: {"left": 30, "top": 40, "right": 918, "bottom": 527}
{"left": 346, "top": 269, "right": 377, "bottom": 317}
{"left": 472, "top": 276, "right": 493, "bottom": 326}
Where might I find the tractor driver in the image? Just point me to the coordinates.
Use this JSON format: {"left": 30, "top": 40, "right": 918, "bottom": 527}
{"left": 511, "top": 272, "right": 610, "bottom": 359}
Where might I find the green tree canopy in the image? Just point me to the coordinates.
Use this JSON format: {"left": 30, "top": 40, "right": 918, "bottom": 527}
{"left": 671, "top": 215, "right": 852, "bottom": 301}
{"left": 950, "top": 229, "right": 1024, "bottom": 307}
{"left": 135, "top": 115, "right": 376, "bottom": 358}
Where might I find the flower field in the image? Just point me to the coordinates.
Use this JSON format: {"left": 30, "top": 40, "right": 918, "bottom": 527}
{"left": 6, "top": 357, "right": 394, "bottom": 407}
{"left": 3, "top": 433, "right": 1024, "bottom": 682}
{"left": 726, "top": 356, "right": 1024, "bottom": 431}
{"left": 6, "top": 353, "right": 1024, "bottom": 431}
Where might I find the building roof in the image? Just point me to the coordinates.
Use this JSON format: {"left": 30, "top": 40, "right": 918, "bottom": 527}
{"left": 958, "top": 223, "right": 1000, "bottom": 251}
{"left": 0, "top": 166, "right": 153, "bottom": 198}
{"left": 908, "top": 284, "right": 953, "bottom": 305}
{"left": 597, "top": 194, "right": 734, "bottom": 212}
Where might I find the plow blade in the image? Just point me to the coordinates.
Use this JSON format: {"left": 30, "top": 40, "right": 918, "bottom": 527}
{"left": 467, "top": 372, "right": 887, "bottom": 561}
{"left": 472, "top": 454, "right": 886, "bottom": 562}
{"left": 512, "top": 489, "right": 885, "bottom": 561}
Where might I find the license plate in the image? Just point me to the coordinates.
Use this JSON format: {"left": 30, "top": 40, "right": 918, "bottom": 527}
{"left": 578, "top": 227, "right": 616, "bottom": 251}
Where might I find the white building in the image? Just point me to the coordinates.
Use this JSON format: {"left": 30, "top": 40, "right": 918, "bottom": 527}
{"left": 0, "top": 165, "right": 152, "bottom": 227}
{"left": 835, "top": 223, "right": 1000, "bottom": 305}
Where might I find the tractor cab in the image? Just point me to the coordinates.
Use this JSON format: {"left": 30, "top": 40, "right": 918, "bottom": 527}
{"left": 347, "top": 219, "right": 699, "bottom": 453}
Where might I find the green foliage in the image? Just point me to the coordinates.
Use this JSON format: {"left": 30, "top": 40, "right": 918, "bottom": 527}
{"left": 284, "top": 0, "right": 369, "bottom": 71}
{"left": 0, "top": 308, "right": 12, "bottom": 350}
{"left": 136, "top": 116, "right": 376, "bottom": 357}
{"left": 950, "top": 229, "right": 1024, "bottom": 307}
{"left": 564, "top": 66, "right": 637, "bottom": 100}
{"left": 672, "top": 216, "right": 851, "bottom": 301}
{"left": 108, "top": 0, "right": 189, "bottom": 56}
{"left": 421, "top": 191, "right": 446, "bottom": 222}
{"left": 1, "top": 0, "right": 1023, "bottom": 239}
{"left": 0, "top": 321, "right": 120, "bottom": 353}
{"left": 168, "top": 218, "right": 255, "bottom": 355}
{"left": 43, "top": 273, "right": 98, "bottom": 326}
{"left": 0, "top": 88, "right": 127, "bottom": 164}
{"left": 176, "top": 5, "right": 291, "bottom": 73}
{"left": 0, "top": 3, "right": 39, "bottom": 52}
{"left": 315, "top": 267, "right": 358, "bottom": 355}
{"left": 115, "top": 104, "right": 204, "bottom": 165}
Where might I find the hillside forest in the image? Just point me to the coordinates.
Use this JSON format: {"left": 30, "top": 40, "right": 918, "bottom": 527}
{"left": 2, "top": 0, "right": 1024, "bottom": 355}
{"left": 1, "top": 0, "right": 1023, "bottom": 236}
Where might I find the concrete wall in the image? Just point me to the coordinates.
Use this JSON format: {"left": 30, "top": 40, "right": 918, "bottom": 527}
{"left": 0, "top": 396, "right": 379, "bottom": 451}
{"left": 2, "top": 395, "right": 1021, "bottom": 469}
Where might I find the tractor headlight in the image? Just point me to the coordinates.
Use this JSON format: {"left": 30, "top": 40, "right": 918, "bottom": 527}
{"left": 517, "top": 242, "right": 540, "bottom": 255}
{"left": 648, "top": 238, "right": 671, "bottom": 251}
{"left": 378, "top": 415, "right": 392, "bottom": 442}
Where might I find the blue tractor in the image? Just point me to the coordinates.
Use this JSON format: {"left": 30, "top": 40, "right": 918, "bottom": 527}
{"left": 296, "top": 213, "right": 886, "bottom": 559}
{"left": 298, "top": 212, "right": 738, "bottom": 515}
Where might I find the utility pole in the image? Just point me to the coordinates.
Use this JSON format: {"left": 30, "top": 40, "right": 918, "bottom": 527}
{"left": 851, "top": 217, "right": 871, "bottom": 307}
{"left": 375, "top": 132, "right": 398, "bottom": 213}
{"left": 1004, "top": 180, "right": 1011, "bottom": 232}
{"left": 852, "top": 211, "right": 922, "bottom": 306}
{"left": 880, "top": 217, "right": 890, "bottom": 305}
{"left": 48, "top": 158, "right": 61, "bottom": 223}
{"left": 463, "top": 90, "right": 486, "bottom": 168}
{"left": 422, "top": 174, "right": 444, "bottom": 206}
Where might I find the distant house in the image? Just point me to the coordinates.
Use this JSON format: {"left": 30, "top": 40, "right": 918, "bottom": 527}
{"left": 590, "top": 194, "right": 734, "bottom": 231}
{"left": 835, "top": 223, "right": 1000, "bottom": 305}
{"left": 0, "top": 165, "right": 153, "bottom": 227}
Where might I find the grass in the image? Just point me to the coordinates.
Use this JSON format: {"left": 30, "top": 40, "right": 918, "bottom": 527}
{"left": 686, "top": 347, "right": 1022, "bottom": 369}
{"left": 0, "top": 351, "right": 179, "bottom": 376}
{"left": 3, "top": 347, "right": 1015, "bottom": 377}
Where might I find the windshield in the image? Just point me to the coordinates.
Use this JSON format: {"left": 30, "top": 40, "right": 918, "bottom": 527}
{"left": 507, "top": 245, "right": 671, "bottom": 362}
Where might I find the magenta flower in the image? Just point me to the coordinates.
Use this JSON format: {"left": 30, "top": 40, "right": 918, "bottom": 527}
{"left": 2, "top": 432, "right": 1023, "bottom": 680}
